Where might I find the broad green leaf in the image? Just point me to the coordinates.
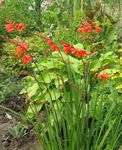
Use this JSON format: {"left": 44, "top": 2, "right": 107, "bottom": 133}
{"left": 45, "top": 88, "right": 61, "bottom": 101}
{"left": 73, "top": 43, "right": 84, "bottom": 50}
{"left": 100, "top": 52, "right": 113, "bottom": 61}
{"left": 27, "top": 83, "right": 39, "bottom": 97}
{"left": 26, "top": 103, "right": 43, "bottom": 118}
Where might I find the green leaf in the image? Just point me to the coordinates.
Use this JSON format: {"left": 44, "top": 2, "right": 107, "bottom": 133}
{"left": 91, "top": 60, "right": 101, "bottom": 72}
{"left": 100, "top": 52, "right": 113, "bottom": 61}
{"left": 26, "top": 103, "right": 43, "bottom": 118}
{"left": 45, "top": 88, "right": 61, "bottom": 101}
{"left": 73, "top": 43, "right": 84, "bottom": 50}
{"left": 39, "top": 72, "right": 57, "bottom": 83}
{"left": 27, "top": 83, "right": 39, "bottom": 97}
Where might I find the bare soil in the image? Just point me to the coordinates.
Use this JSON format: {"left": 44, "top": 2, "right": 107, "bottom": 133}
{"left": 0, "top": 97, "right": 41, "bottom": 150}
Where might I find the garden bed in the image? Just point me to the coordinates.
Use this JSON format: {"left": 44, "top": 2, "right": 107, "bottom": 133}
{"left": 0, "top": 97, "right": 40, "bottom": 150}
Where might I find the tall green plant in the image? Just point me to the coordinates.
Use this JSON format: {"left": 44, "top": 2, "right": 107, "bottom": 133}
{"left": 1, "top": 11, "right": 122, "bottom": 150}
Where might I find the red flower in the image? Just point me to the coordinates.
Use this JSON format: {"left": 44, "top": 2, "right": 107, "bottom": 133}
{"left": 47, "top": 39, "right": 54, "bottom": 46}
{"left": 77, "top": 23, "right": 92, "bottom": 33}
{"left": 63, "top": 46, "right": 74, "bottom": 55}
{"left": 21, "top": 53, "right": 33, "bottom": 65}
{"left": 15, "top": 23, "right": 26, "bottom": 31}
{"left": 62, "top": 43, "right": 74, "bottom": 55}
{"left": 77, "top": 22, "right": 102, "bottom": 34}
{"left": 15, "top": 47, "right": 25, "bottom": 57}
{"left": 5, "top": 23, "right": 14, "bottom": 33}
{"left": 99, "top": 72, "right": 109, "bottom": 81}
{"left": 51, "top": 44, "right": 59, "bottom": 52}
{"left": 62, "top": 43, "right": 71, "bottom": 47}
{"left": 93, "top": 25, "right": 102, "bottom": 33}
{"left": 72, "top": 49, "right": 84, "bottom": 58}
{"left": 72, "top": 49, "right": 92, "bottom": 58}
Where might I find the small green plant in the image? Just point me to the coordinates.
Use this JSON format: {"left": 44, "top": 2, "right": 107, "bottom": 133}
{"left": 9, "top": 123, "right": 28, "bottom": 139}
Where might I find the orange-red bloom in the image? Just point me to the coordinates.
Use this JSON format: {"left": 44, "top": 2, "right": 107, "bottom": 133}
{"left": 21, "top": 53, "right": 33, "bottom": 65}
{"left": 47, "top": 39, "right": 54, "bottom": 46}
{"left": 77, "top": 22, "right": 102, "bottom": 34}
{"left": 51, "top": 44, "right": 59, "bottom": 52}
{"left": 5, "top": 23, "right": 14, "bottom": 33}
{"left": 98, "top": 72, "right": 109, "bottom": 81}
{"left": 15, "top": 23, "right": 26, "bottom": 31}
{"left": 93, "top": 25, "right": 102, "bottom": 33}
{"left": 72, "top": 49, "right": 92, "bottom": 58}
{"left": 38, "top": 34, "right": 59, "bottom": 52}
{"left": 15, "top": 47, "right": 25, "bottom": 58}
{"left": 62, "top": 43, "right": 75, "bottom": 55}
{"left": 77, "top": 23, "right": 92, "bottom": 33}
{"left": 15, "top": 42, "right": 29, "bottom": 57}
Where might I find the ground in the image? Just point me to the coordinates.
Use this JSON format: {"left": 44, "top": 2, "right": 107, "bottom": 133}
{"left": 0, "top": 97, "right": 41, "bottom": 150}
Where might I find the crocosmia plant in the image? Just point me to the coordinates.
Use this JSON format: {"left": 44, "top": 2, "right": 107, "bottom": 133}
{"left": 0, "top": 2, "right": 121, "bottom": 150}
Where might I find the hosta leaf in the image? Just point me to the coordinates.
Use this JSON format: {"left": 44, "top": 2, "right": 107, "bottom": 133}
{"left": 27, "top": 83, "right": 39, "bottom": 97}
{"left": 45, "top": 88, "right": 61, "bottom": 101}
{"left": 73, "top": 43, "right": 84, "bottom": 50}
{"left": 26, "top": 103, "right": 43, "bottom": 118}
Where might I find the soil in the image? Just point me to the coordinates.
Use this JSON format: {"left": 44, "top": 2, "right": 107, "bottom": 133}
{"left": 0, "top": 96, "right": 41, "bottom": 150}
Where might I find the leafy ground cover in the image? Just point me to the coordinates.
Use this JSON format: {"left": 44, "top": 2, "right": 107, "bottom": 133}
{"left": 0, "top": 0, "right": 122, "bottom": 150}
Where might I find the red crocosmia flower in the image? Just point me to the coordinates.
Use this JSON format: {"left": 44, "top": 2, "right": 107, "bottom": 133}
{"left": 99, "top": 72, "right": 109, "bottom": 81}
{"left": 82, "top": 23, "right": 93, "bottom": 33}
{"left": 62, "top": 42, "right": 71, "bottom": 47}
{"left": 72, "top": 49, "right": 85, "bottom": 58}
{"left": 72, "top": 49, "right": 92, "bottom": 58}
{"left": 51, "top": 44, "right": 59, "bottom": 52}
{"left": 5, "top": 23, "right": 14, "bottom": 33}
{"left": 84, "top": 26, "right": 92, "bottom": 33}
{"left": 15, "top": 47, "right": 25, "bottom": 58}
{"left": 15, "top": 23, "right": 26, "bottom": 31}
{"left": 62, "top": 43, "right": 75, "bottom": 55}
{"left": 47, "top": 39, "right": 54, "bottom": 46}
{"left": 21, "top": 53, "right": 33, "bottom": 65}
{"left": 77, "top": 25, "right": 92, "bottom": 33}
{"left": 77, "top": 22, "right": 102, "bottom": 34}
{"left": 72, "top": 49, "right": 80, "bottom": 57}
{"left": 93, "top": 25, "right": 102, "bottom": 32}
{"left": 63, "top": 46, "right": 74, "bottom": 55}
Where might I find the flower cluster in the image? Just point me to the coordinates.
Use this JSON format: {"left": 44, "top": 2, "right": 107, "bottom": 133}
{"left": 7, "top": 39, "right": 32, "bottom": 65}
{"left": 62, "top": 42, "right": 92, "bottom": 59}
{"left": 15, "top": 42, "right": 32, "bottom": 65}
{"left": 38, "top": 33, "right": 59, "bottom": 52}
{"left": 77, "top": 21, "right": 102, "bottom": 34}
{"left": 15, "top": 43, "right": 32, "bottom": 64}
{"left": 5, "top": 20, "right": 26, "bottom": 33}
{"left": 96, "top": 72, "right": 109, "bottom": 81}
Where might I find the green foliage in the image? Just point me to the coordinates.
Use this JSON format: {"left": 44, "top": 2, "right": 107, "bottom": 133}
{"left": 9, "top": 122, "right": 28, "bottom": 139}
{"left": 0, "top": 1, "right": 122, "bottom": 149}
{"left": 0, "top": 0, "right": 37, "bottom": 35}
